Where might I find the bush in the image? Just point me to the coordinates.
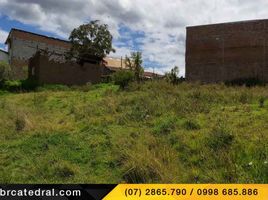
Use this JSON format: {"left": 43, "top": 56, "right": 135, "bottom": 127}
{"left": 0, "top": 61, "right": 11, "bottom": 82}
{"left": 21, "top": 78, "right": 39, "bottom": 91}
{"left": 165, "top": 66, "right": 180, "bottom": 85}
{"left": 112, "top": 70, "right": 134, "bottom": 89}
{"left": 259, "top": 96, "right": 266, "bottom": 108}
{"left": 2, "top": 79, "right": 39, "bottom": 92}
{"left": 3, "top": 80, "right": 22, "bottom": 92}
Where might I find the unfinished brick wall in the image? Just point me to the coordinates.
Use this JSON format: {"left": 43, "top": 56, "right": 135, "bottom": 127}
{"left": 29, "top": 53, "right": 102, "bottom": 85}
{"left": 7, "top": 29, "right": 71, "bottom": 79}
{"left": 186, "top": 19, "right": 268, "bottom": 83}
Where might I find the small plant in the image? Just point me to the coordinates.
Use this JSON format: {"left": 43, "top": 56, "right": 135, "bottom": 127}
{"left": 183, "top": 119, "right": 201, "bottom": 130}
{"left": 239, "top": 92, "right": 252, "bottom": 104}
{"left": 259, "top": 96, "right": 266, "bottom": 108}
{"left": 15, "top": 115, "right": 26, "bottom": 131}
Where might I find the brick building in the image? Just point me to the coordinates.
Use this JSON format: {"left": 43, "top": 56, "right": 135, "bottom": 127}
{"left": 186, "top": 19, "right": 268, "bottom": 83}
{"left": 4, "top": 28, "right": 128, "bottom": 79}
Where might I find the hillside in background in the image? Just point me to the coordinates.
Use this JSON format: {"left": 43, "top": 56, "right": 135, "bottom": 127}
{"left": 0, "top": 81, "right": 267, "bottom": 183}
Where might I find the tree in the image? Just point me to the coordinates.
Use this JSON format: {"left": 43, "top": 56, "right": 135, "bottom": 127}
{"left": 125, "top": 52, "right": 144, "bottom": 82}
{"left": 165, "top": 66, "right": 180, "bottom": 85}
{"left": 112, "top": 70, "right": 134, "bottom": 89}
{"left": 66, "top": 20, "right": 115, "bottom": 64}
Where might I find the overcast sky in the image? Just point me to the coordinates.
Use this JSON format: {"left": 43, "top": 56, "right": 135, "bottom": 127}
{"left": 1, "top": 0, "right": 268, "bottom": 75}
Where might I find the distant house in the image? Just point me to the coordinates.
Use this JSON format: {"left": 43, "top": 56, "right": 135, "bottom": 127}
{"left": 143, "top": 71, "right": 164, "bottom": 79}
{"left": 186, "top": 19, "right": 268, "bottom": 83}
{"left": 5, "top": 28, "right": 70, "bottom": 79}
{"left": 4, "top": 28, "right": 129, "bottom": 79}
{"left": 0, "top": 49, "right": 8, "bottom": 63}
{"left": 4, "top": 28, "right": 161, "bottom": 82}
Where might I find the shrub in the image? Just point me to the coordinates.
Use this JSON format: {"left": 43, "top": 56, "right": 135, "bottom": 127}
{"left": 3, "top": 80, "right": 22, "bottom": 92}
{"left": 0, "top": 61, "right": 11, "bottom": 82}
{"left": 2, "top": 79, "right": 39, "bottom": 92}
{"left": 21, "top": 78, "right": 39, "bottom": 91}
{"left": 165, "top": 66, "right": 180, "bottom": 85}
{"left": 259, "top": 96, "right": 266, "bottom": 108}
{"left": 112, "top": 70, "right": 134, "bottom": 89}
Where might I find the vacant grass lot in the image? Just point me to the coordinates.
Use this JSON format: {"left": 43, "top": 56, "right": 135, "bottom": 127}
{"left": 0, "top": 81, "right": 267, "bottom": 183}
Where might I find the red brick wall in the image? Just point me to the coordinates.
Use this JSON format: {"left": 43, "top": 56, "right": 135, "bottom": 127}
{"left": 186, "top": 19, "right": 268, "bottom": 83}
{"left": 12, "top": 30, "right": 71, "bottom": 49}
{"left": 29, "top": 53, "right": 102, "bottom": 85}
{"left": 10, "top": 59, "right": 29, "bottom": 80}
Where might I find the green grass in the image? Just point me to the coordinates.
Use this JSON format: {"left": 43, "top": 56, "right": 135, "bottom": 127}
{"left": 0, "top": 81, "right": 267, "bottom": 183}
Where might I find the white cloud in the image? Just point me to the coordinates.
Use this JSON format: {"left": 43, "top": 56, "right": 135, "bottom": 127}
{"left": 1, "top": 0, "right": 268, "bottom": 75}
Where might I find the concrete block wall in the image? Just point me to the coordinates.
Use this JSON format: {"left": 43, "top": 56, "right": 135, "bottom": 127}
{"left": 186, "top": 19, "right": 268, "bottom": 83}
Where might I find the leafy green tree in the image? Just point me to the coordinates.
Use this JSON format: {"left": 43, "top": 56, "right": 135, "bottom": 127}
{"left": 165, "top": 66, "right": 180, "bottom": 85}
{"left": 125, "top": 52, "right": 144, "bottom": 82}
{"left": 66, "top": 20, "right": 115, "bottom": 64}
{"left": 112, "top": 70, "right": 134, "bottom": 89}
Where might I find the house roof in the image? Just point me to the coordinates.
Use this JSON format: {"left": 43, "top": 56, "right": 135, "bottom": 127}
{"left": 143, "top": 71, "right": 163, "bottom": 78}
{"left": 5, "top": 28, "right": 70, "bottom": 45}
{"left": 0, "top": 49, "right": 8, "bottom": 54}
